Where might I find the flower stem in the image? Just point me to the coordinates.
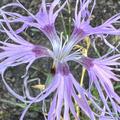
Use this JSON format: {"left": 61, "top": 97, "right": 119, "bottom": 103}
{"left": 76, "top": 37, "right": 90, "bottom": 117}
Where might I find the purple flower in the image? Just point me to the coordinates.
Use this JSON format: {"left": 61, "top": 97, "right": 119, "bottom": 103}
{"left": 0, "top": 0, "right": 67, "bottom": 55}
{"left": 0, "top": 40, "right": 50, "bottom": 73}
{"left": 0, "top": 0, "right": 120, "bottom": 120}
{"left": 20, "top": 63, "right": 98, "bottom": 120}
{"left": 79, "top": 54, "right": 120, "bottom": 118}
{"left": 74, "top": 0, "right": 120, "bottom": 38}
{"left": 0, "top": 22, "right": 50, "bottom": 74}
{"left": 0, "top": 14, "right": 51, "bottom": 103}
{"left": 1, "top": 0, "right": 66, "bottom": 31}
{"left": 64, "top": 0, "right": 120, "bottom": 52}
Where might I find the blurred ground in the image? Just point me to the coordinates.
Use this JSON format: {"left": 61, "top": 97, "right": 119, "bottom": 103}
{"left": 0, "top": 0, "right": 120, "bottom": 120}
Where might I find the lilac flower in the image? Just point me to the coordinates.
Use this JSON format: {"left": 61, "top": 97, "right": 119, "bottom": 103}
{"left": 74, "top": 0, "right": 120, "bottom": 39}
{"left": 0, "top": 15, "right": 51, "bottom": 103}
{"left": 0, "top": 6, "right": 99, "bottom": 119}
{"left": 20, "top": 63, "right": 99, "bottom": 120}
{"left": 0, "top": 0, "right": 67, "bottom": 55}
{"left": 0, "top": 40, "right": 50, "bottom": 73}
{"left": 79, "top": 54, "right": 120, "bottom": 118}
{"left": 0, "top": 0, "right": 66, "bottom": 32}
{"left": 0, "top": 0, "right": 120, "bottom": 120}
{"left": 0, "top": 22, "right": 50, "bottom": 74}
{"left": 63, "top": 0, "right": 120, "bottom": 53}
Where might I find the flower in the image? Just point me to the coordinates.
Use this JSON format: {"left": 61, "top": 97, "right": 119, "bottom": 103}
{"left": 79, "top": 54, "right": 120, "bottom": 118}
{"left": 0, "top": 23, "right": 50, "bottom": 75}
{"left": 0, "top": 3, "right": 98, "bottom": 119}
{"left": 64, "top": 0, "right": 120, "bottom": 53}
{"left": 0, "top": 13, "right": 51, "bottom": 103}
{"left": 20, "top": 63, "right": 98, "bottom": 120}
{"left": 0, "top": 0, "right": 67, "bottom": 32}
{"left": 0, "top": 0, "right": 120, "bottom": 120}
{"left": 74, "top": 0, "right": 120, "bottom": 39}
{"left": 0, "top": 0, "right": 67, "bottom": 55}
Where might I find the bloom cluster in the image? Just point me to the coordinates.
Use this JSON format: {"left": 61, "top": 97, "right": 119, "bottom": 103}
{"left": 0, "top": 0, "right": 120, "bottom": 120}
